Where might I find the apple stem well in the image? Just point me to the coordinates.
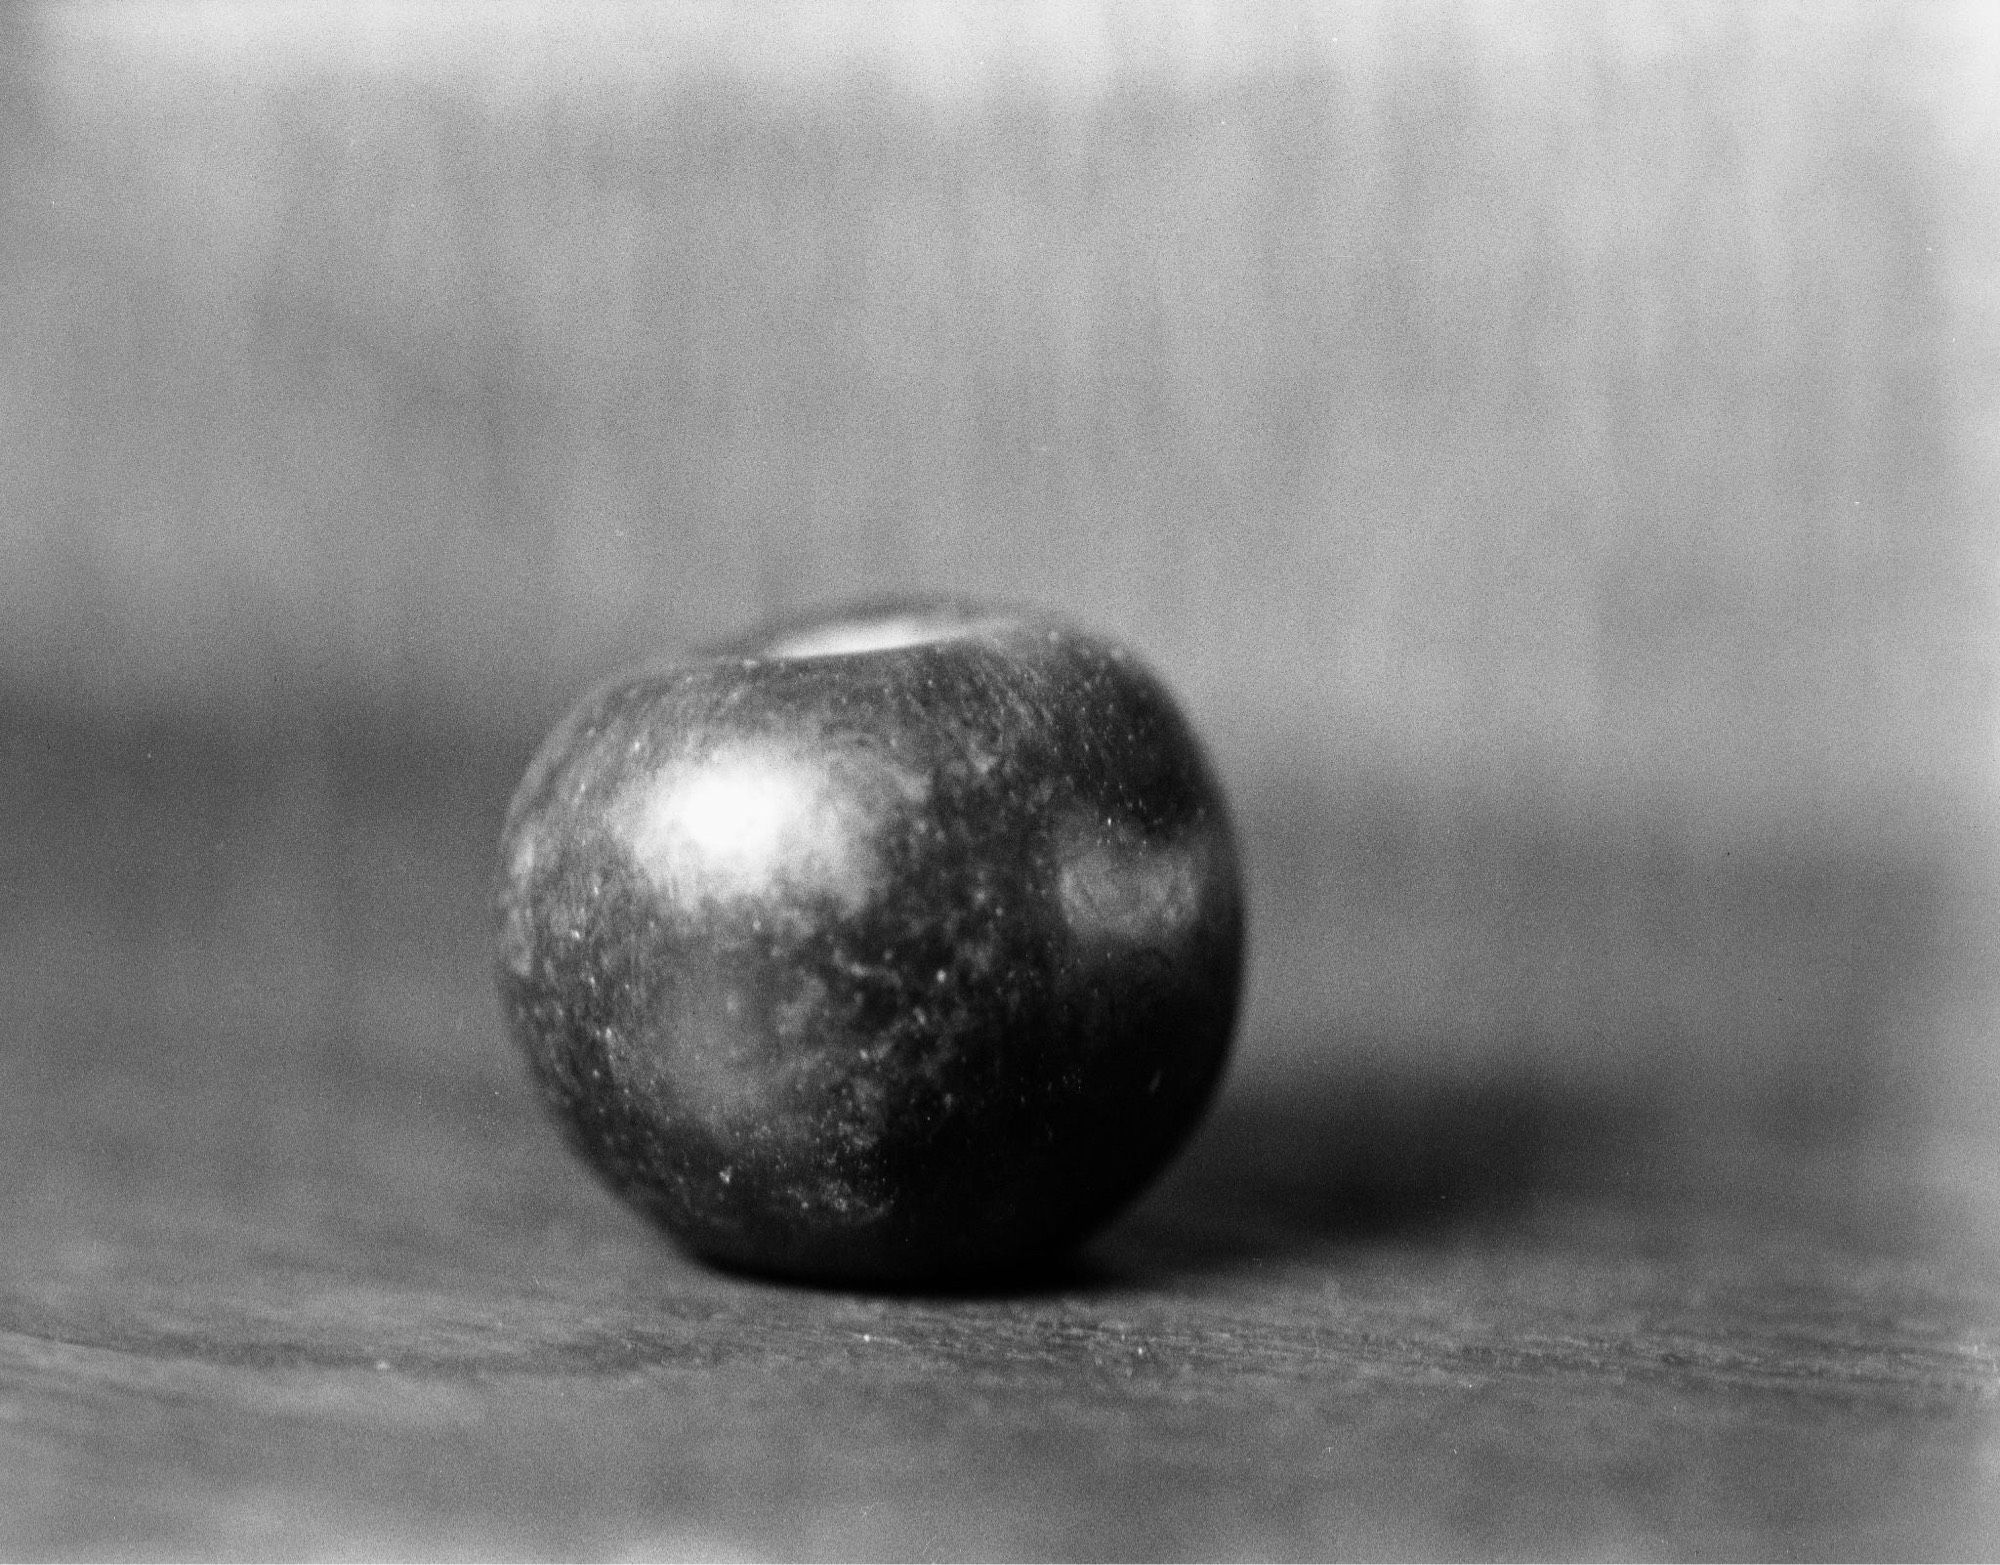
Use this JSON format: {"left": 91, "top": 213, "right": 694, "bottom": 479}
{"left": 757, "top": 607, "right": 1018, "bottom": 661}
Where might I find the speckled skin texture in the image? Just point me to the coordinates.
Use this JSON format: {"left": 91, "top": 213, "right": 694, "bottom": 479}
{"left": 495, "top": 604, "right": 1243, "bottom": 1285}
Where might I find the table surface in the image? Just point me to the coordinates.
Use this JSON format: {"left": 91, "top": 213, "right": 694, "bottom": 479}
{"left": 4, "top": 708, "right": 1997, "bottom": 1561}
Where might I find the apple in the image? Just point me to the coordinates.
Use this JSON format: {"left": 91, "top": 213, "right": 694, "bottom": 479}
{"left": 494, "top": 600, "right": 1244, "bottom": 1285}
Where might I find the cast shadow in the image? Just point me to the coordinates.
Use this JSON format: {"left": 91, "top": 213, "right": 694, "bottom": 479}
{"left": 1082, "top": 1044, "right": 1658, "bottom": 1287}
{"left": 687, "top": 1048, "right": 1630, "bottom": 1305}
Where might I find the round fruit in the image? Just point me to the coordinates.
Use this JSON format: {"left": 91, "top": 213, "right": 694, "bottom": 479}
{"left": 495, "top": 600, "right": 1244, "bottom": 1285}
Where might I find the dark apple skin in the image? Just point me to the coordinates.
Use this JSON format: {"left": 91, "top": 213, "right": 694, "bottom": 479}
{"left": 495, "top": 602, "right": 1244, "bottom": 1286}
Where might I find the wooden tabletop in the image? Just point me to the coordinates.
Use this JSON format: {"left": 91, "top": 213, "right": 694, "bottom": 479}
{"left": 4, "top": 710, "right": 1996, "bottom": 1561}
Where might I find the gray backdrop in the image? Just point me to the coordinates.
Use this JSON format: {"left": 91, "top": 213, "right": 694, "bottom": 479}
{"left": 4, "top": 1, "right": 1996, "bottom": 1199}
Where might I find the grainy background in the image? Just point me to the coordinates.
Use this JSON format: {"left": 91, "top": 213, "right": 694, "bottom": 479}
{"left": 3, "top": 2, "right": 1998, "bottom": 1558}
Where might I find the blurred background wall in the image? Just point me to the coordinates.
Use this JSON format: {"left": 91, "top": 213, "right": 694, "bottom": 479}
{"left": 4, "top": 1, "right": 1997, "bottom": 1205}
